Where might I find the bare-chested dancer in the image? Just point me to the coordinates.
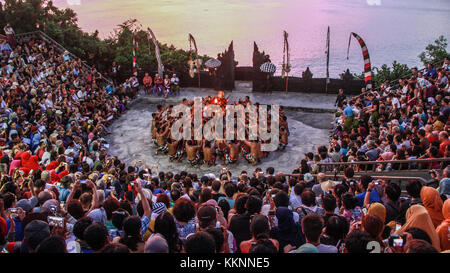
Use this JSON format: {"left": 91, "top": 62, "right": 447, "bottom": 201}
{"left": 225, "top": 140, "right": 241, "bottom": 165}
{"left": 242, "top": 139, "right": 262, "bottom": 165}
{"left": 202, "top": 140, "right": 216, "bottom": 166}
{"left": 186, "top": 140, "right": 201, "bottom": 166}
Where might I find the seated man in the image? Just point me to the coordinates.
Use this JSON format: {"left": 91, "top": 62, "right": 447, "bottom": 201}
{"left": 142, "top": 73, "right": 153, "bottom": 94}
{"left": 153, "top": 74, "right": 164, "bottom": 96}
{"left": 170, "top": 73, "right": 180, "bottom": 95}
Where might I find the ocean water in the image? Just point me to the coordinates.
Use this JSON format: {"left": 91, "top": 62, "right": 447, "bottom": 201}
{"left": 53, "top": 0, "right": 450, "bottom": 77}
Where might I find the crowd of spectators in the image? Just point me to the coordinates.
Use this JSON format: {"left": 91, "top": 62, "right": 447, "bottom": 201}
{"left": 329, "top": 59, "right": 449, "bottom": 175}
{"left": 0, "top": 33, "right": 448, "bottom": 254}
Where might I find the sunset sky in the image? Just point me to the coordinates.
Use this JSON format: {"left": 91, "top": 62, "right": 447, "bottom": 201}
{"left": 50, "top": 0, "right": 449, "bottom": 76}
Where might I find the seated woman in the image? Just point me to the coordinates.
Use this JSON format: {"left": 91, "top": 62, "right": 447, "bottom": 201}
{"left": 163, "top": 74, "right": 171, "bottom": 98}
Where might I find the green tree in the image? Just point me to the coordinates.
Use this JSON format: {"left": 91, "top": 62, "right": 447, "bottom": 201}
{"left": 418, "top": 35, "right": 449, "bottom": 66}
{"left": 1, "top": 0, "right": 210, "bottom": 80}
{"left": 372, "top": 61, "right": 411, "bottom": 87}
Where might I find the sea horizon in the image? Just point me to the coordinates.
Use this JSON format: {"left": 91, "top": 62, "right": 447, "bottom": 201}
{"left": 52, "top": 0, "right": 450, "bottom": 78}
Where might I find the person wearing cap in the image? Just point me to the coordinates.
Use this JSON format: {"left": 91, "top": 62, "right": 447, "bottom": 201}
{"left": 6, "top": 220, "right": 50, "bottom": 253}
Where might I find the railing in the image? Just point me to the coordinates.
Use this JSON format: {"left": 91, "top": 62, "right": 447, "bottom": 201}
{"left": 283, "top": 173, "right": 428, "bottom": 184}
{"left": 15, "top": 31, "right": 113, "bottom": 85}
{"left": 316, "top": 157, "right": 449, "bottom": 174}
{"left": 281, "top": 173, "right": 432, "bottom": 194}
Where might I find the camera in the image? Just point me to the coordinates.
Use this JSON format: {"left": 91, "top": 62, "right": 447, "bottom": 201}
{"left": 8, "top": 208, "right": 18, "bottom": 218}
{"left": 389, "top": 234, "right": 406, "bottom": 248}
{"left": 47, "top": 216, "right": 65, "bottom": 228}
{"left": 362, "top": 207, "right": 368, "bottom": 216}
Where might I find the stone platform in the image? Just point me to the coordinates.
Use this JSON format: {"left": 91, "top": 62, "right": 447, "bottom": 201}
{"left": 105, "top": 87, "right": 336, "bottom": 176}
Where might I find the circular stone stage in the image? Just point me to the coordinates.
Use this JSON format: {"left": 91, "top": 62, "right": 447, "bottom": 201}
{"left": 105, "top": 94, "right": 333, "bottom": 176}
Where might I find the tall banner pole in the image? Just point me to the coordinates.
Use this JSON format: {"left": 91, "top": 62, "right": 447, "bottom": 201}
{"left": 326, "top": 26, "right": 330, "bottom": 94}
{"left": 283, "top": 31, "right": 290, "bottom": 93}
{"left": 147, "top": 27, "right": 164, "bottom": 78}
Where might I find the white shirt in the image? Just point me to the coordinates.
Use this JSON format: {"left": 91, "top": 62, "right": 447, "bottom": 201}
{"left": 392, "top": 97, "right": 400, "bottom": 109}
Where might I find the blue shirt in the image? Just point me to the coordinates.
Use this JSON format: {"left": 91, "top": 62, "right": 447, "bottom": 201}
{"left": 355, "top": 190, "right": 381, "bottom": 207}
{"left": 6, "top": 218, "right": 23, "bottom": 241}
{"left": 218, "top": 196, "right": 235, "bottom": 209}
{"left": 343, "top": 105, "right": 354, "bottom": 117}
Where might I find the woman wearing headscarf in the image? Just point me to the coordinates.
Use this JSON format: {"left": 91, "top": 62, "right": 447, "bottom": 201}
{"left": 420, "top": 186, "right": 444, "bottom": 228}
{"left": 270, "top": 207, "right": 304, "bottom": 252}
{"left": 435, "top": 199, "right": 450, "bottom": 251}
{"left": 395, "top": 205, "right": 441, "bottom": 251}
{"left": 368, "top": 202, "right": 391, "bottom": 239}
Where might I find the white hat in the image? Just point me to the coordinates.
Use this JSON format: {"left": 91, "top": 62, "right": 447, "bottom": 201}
{"left": 304, "top": 173, "right": 314, "bottom": 182}
{"left": 321, "top": 180, "right": 335, "bottom": 192}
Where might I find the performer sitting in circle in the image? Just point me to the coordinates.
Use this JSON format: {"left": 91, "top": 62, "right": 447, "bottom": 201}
{"left": 279, "top": 126, "right": 289, "bottom": 151}
{"left": 241, "top": 139, "right": 262, "bottom": 166}
{"left": 167, "top": 138, "right": 181, "bottom": 161}
{"left": 155, "top": 123, "right": 170, "bottom": 155}
{"left": 225, "top": 140, "right": 241, "bottom": 165}
{"left": 186, "top": 140, "right": 201, "bottom": 166}
{"left": 215, "top": 139, "right": 229, "bottom": 166}
{"left": 202, "top": 140, "right": 216, "bottom": 166}
{"left": 151, "top": 94, "right": 289, "bottom": 167}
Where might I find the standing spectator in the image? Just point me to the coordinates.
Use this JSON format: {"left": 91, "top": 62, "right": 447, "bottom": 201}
{"left": 110, "top": 62, "right": 120, "bottom": 86}
{"left": 3, "top": 23, "right": 16, "bottom": 48}
{"left": 335, "top": 89, "right": 346, "bottom": 108}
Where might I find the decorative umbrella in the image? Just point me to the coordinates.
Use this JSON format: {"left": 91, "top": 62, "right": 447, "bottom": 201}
{"left": 260, "top": 62, "right": 276, "bottom": 74}
{"left": 205, "top": 58, "right": 222, "bottom": 68}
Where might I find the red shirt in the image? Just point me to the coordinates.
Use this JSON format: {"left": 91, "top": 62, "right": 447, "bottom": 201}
{"left": 143, "top": 76, "right": 152, "bottom": 85}
{"left": 439, "top": 139, "right": 450, "bottom": 157}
